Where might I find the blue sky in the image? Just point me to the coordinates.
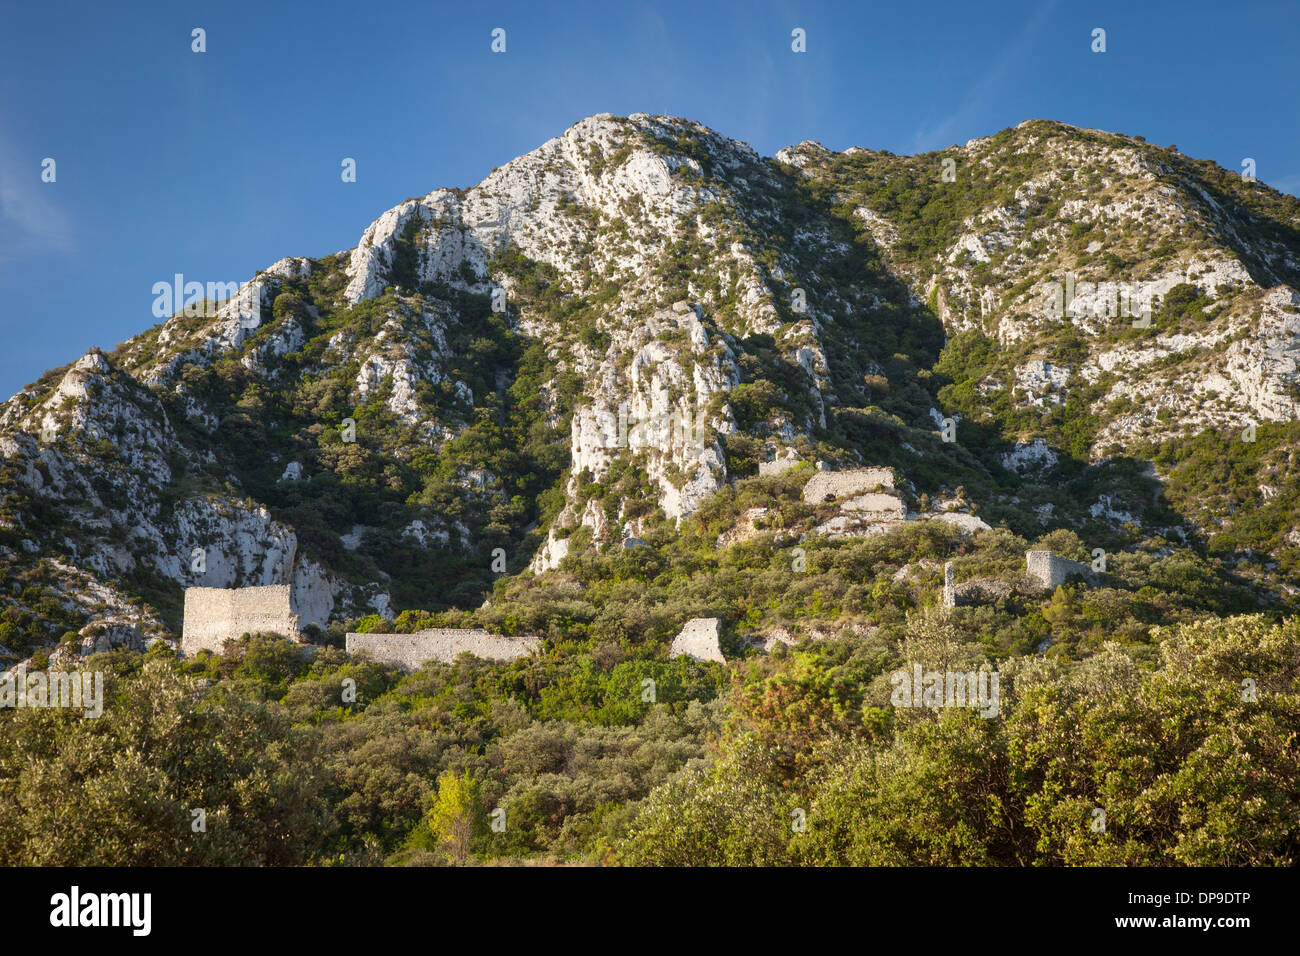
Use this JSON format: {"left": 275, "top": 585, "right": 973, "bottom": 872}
{"left": 1, "top": 0, "right": 1297, "bottom": 397}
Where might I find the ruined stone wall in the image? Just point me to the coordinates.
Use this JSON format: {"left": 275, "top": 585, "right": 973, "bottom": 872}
{"left": 1025, "top": 550, "right": 1091, "bottom": 590}
{"left": 802, "top": 467, "right": 894, "bottom": 503}
{"left": 345, "top": 629, "right": 540, "bottom": 670}
{"left": 182, "top": 585, "right": 300, "bottom": 656}
{"left": 841, "top": 492, "right": 906, "bottom": 518}
{"left": 668, "top": 617, "right": 725, "bottom": 663}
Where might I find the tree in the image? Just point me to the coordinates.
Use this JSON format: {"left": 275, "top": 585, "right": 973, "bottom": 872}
{"left": 615, "top": 735, "right": 795, "bottom": 866}
{"left": 0, "top": 658, "right": 332, "bottom": 865}
{"left": 402, "top": 770, "right": 485, "bottom": 865}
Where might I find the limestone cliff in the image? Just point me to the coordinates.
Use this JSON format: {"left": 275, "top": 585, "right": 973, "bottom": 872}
{"left": 2, "top": 113, "right": 1298, "bottom": 659}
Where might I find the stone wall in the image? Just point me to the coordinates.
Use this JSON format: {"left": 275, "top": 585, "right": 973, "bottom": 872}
{"left": 841, "top": 492, "right": 906, "bottom": 518}
{"left": 345, "top": 629, "right": 540, "bottom": 670}
{"left": 758, "top": 450, "right": 802, "bottom": 477}
{"left": 668, "top": 617, "right": 725, "bottom": 663}
{"left": 755, "top": 626, "right": 796, "bottom": 653}
{"left": 182, "top": 585, "right": 300, "bottom": 656}
{"left": 1025, "top": 550, "right": 1091, "bottom": 590}
{"left": 802, "top": 467, "right": 894, "bottom": 503}
{"left": 952, "top": 578, "right": 1014, "bottom": 605}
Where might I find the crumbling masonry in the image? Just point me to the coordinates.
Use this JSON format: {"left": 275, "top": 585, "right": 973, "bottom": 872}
{"left": 668, "top": 617, "right": 725, "bottom": 663}
{"left": 801, "top": 467, "right": 894, "bottom": 503}
{"left": 1025, "top": 550, "right": 1092, "bottom": 590}
{"left": 182, "top": 585, "right": 300, "bottom": 656}
{"left": 345, "top": 629, "right": 540, "bottom": 670}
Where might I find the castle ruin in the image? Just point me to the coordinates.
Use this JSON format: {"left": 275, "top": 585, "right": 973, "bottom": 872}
{"left": 941, "top": 562, "right": 1013, "bottom": 607}
{"left": 345, "top": 629, "right": 540, "bottom": 670}
{"left": 802, "top": 467, "right": 895, "bottom": 504}
{"left": 1025, "top": 550, "right": 1092, "bottom": 590}
{"left": 940, "top": 553, "right": 1092, "bottom": 608}
{"left": 668, "top": 617, "right": 725, "bottom": 663}
{"left": 181, "top": 585, "right": 300, "bottom": 656}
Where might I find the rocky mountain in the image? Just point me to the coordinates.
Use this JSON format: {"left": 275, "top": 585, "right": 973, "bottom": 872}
{"left": 2, "top": 112, "right": 1298, "bottom": 660}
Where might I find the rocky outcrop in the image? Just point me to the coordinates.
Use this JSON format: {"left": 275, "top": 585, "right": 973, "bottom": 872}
{"left": 1002, "top": 439, "right": 1059, "bottom": 474}
{"left": 2, "top": 112, "right": 1299, "bottom": 654}
{"left": 75, "top": 616, "right": 146, "bottom": 656}
{"left": 716, "top": 507, "right": 774, "bottom": 548}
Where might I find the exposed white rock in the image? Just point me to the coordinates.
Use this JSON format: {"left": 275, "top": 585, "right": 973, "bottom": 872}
{"left": 1014, "top": 359, "right": 1071, "bottom": 407}
{"left": 291, "top": 555, "right": 337, "bottom": 628}
{"left": 931, "top": 512, "right": 992, "bottom": 533}
{"left": 1002, "top": 439, "right": 1059, "bottom": 473}
{"left": 529, "top": 532, "right": 571, "bottom": 574}
{"left": 370, "top": 592, "right": 394, "bottom": 620}
{"left": 1089, "top": 494, "right": 1139, "bottom": 526}
{"left": 759, "top": 449, "right": 802, "bottom": 476}
{"left": 402, "top": 519, "right": 450, "bottom": 548}
{"left": 759, "top": 626, "right": 797, "bottom": 652}
{"left": 5, "top": 112, "right": 1300, "bottom": 649}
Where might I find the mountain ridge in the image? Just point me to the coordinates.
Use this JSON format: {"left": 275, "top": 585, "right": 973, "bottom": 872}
{"left": 1, "top": 111, "right": 1297, "bottom": 660}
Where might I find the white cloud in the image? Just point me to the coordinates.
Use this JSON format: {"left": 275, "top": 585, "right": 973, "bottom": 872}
{"left": 0, "top": 137, "right": 73, "bottom": 262}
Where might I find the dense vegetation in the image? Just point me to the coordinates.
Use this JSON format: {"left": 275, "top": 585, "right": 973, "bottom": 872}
{"left": 618, "top": 613, "right": 1300, "bottom": 866}
{"left": 2, "top": 514, "right": 1295, "bottom": 865}
{"left": 2, "top": 117, "right": 1299, "bottom": 867}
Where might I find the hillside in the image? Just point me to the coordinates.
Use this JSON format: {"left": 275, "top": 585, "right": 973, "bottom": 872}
{"left": 3, "top": 112, "right": 1299, "bottom": 866}
{"left": 1, "top": 113, "right": 1297, "bottom": 661}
